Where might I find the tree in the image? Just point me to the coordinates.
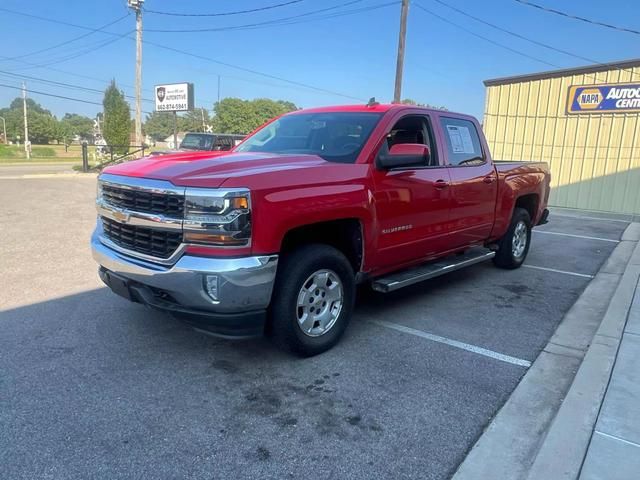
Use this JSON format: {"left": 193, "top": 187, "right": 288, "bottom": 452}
{"left": 0, "top": 97, "right": 58, "bottom": 144}
{"left": 102, "top": 80, "right": 131, "bottom": 153}
{"left": 180, "top": 108, "right": 210, "bottom": 133}
{"left": 59, "top": 113, "right": 94, "bottom": 141}
{"left": 143, "top": 111, "right": 174, "bottom": 142}
{"left": 211, "top": 98, "right": 297, "bottom": 134}
{"left": 401, "top": 98, "right": 448, "bottom": 110}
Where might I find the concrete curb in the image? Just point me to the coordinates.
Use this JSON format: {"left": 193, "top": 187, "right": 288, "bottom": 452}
{"left": 525, "top": 236, "right": 640, "bottom": 479}
{"left": 453, "top": 222, "right": 640, "bottom": 480}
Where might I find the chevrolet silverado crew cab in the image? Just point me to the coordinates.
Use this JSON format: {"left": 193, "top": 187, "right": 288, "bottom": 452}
{"left": 92, "top": 103, "right": 550, "bottom": 356}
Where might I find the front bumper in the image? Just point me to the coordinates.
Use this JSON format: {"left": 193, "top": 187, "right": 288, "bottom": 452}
{"left": 91, "top": 228, "right": 278, "bottom": 337}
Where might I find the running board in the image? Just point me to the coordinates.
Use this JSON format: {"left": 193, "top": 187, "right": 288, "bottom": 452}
{"left": 371, "top": 249, "right": 496, "bottom": 293}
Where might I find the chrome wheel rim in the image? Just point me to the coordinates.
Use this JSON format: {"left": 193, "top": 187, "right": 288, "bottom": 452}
{"left": 512, "top": 221, "right": 528, "bottom": 259}
{"left": 296, "top": 269, "right": 343, "bottom": 337}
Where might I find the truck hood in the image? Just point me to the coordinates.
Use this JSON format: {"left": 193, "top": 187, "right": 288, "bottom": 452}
{"left": 103, "top": 151, "right": 331, "bottom": 188}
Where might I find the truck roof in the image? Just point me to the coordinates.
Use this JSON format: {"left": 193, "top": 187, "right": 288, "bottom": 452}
{"left": 287, "top": 103, "right": 474, "bottom": 121}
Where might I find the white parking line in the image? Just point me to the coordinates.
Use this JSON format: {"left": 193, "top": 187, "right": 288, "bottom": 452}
{"left": 371, "top": 320, "right": 531, "bottom": 368}
{"left": 522, "top": 264, "right": 594, "bottom": 279}
{"left": 551, "top": 212, "right": 631, "bottom": 224}
{"left": 595, "top": 431, "right": 640, "bottom": 449}
{"left": 534, "top": 230, "right": 620, "bottom": 243}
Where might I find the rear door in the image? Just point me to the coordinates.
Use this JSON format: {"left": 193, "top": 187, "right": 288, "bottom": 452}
{"left": 438, "top": 116, "right": 497, "bottom": 248}
{"left": 371, "top": 113, "right": 452, "bottom": 270}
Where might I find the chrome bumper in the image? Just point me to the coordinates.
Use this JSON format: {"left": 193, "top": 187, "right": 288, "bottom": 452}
{"left": 91, "top": 228, "right": 278, "bottom": 314}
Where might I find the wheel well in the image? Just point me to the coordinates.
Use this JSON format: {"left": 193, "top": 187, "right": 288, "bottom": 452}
{"left": 280, "top": 219, "right": 363, "bottom": 272}
{"left": 515, "top": 194, "right": 539, "bottom": 221}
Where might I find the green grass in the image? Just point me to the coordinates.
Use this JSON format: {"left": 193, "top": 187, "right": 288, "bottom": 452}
{"left": 0, "top": 157, "right": 82, "bottom": 164}
{"left": 0, "top": 144, "right": 59, "bottom": 159}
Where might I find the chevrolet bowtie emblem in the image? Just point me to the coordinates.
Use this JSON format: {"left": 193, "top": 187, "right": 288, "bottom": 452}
{"left": 112, "top": 210, "right": 130, "bottom": 223}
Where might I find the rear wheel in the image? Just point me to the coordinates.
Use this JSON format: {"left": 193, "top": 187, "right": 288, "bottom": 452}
{"left": 268, "top": 244, "right": 355, "bottom": 356}
{"left": 493, "top": 208, "right": 531, "bottom": 269}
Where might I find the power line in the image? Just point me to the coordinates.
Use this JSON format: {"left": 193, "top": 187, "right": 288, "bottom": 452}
{"left": 413, "top": 3, "right": 558, "bottom": 68}
{"left": 0, "top": 54, "right": 142, "bottom": 94}
{"left": 0, "top": 14, "right": 130, "bottom": 63}
{"left": 427, "top": 0, "right": 640, "bottom": 80}
{"left": 12, "top": 32, "right": 134, "bottom": 70}
{"left": 236, "top": 1, "right": 396, "bottom": 31}
{"left": 514, "top": 0, "right": 640, "bottom": 36}
{"left": 0, "top": 6, "right": 366, "bottom": 102}
{"left": 143, "top": 39, "right": 366, "bottom": 101}
{"left": 145, "top": 0, "right": 369, "bottom": 33}
{"left": 0, "top": 69, "right": 154, "bottom": 103}
{"left": 1, "top": 82, "right": 101, "bottom": 106}
{"left": 0, "top": 82, "right": 153, "bottom": 114}
{"left": 145, "top": 0, "right": 305, "bottom": 17}
{"left": 1, "top": 49, "right": 331, "bottom": 106}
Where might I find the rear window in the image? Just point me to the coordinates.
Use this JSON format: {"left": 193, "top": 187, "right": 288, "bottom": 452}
{"left": 180, "top": 134, "right": 214, "bottom": 150}
{"left": 440, "top": 117, "right": 484, "bottom": 166}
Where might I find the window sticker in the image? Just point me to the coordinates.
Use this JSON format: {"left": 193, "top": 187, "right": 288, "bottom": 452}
{"left": 446, "top": 125, "right": 475, "bottom": 154}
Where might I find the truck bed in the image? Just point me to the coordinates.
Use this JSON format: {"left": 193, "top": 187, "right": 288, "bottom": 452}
{"left": 494, "top": 160, "right": 549, "bottom": 174}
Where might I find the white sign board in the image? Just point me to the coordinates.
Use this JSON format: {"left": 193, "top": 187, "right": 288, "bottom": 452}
{"left": 154, "top": 83, "right": 194, "bottom": 112}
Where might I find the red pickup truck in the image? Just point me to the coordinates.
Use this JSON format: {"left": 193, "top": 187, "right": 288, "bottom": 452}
{"left": 92, "top": 103, "right": 550, "bottom": 356}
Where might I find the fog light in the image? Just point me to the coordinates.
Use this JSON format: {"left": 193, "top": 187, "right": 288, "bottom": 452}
{"left": 204, "top": 275, "right": 219, "bottom": 301}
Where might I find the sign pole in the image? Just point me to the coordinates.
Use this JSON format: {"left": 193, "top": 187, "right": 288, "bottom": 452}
{"left": 173, "top": 111, "right": 178, "bottom": 149}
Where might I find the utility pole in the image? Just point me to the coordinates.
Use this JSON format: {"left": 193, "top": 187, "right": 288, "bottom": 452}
{"left": 22, "top": 82, "right": 30, "bottom": 160}
{"left": 217, "top": 75, "right": 221, "bottom": 104}
{"left": 393, "top": 0, "right": 410, "bottom": 103}
{"left": 129, "top": 0, "right": 144, "bottom": 148}
{"left": 0, "top": 116, "right": 6, "bottom": 145}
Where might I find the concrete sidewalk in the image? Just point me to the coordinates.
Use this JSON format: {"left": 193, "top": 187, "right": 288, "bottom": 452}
{"left": 524, "top": 227, "right": 640, "bottom": 480}
{"left": 579, "top": 283, "right": 640, "bottom": 479}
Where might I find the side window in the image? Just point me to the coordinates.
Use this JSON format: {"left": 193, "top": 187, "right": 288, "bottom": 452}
{"left": 440, "top": 117, "right": 484, "bottom": 166}
{"left": 213, "top": 136, "right": 232, "bottom": 151}
{"left": 382, "top": 115, "right": 438, "bottom": 167}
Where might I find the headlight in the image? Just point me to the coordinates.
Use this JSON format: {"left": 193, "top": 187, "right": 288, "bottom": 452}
{"left": 183, "top": 188, "right": 251, "bottom": 246}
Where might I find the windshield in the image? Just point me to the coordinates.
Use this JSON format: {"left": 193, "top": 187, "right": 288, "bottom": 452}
{"left": 234, "top": 112, "right": 382, "bottom": 163}
{"left": 180, "top": 133, "right": 214, "bottom": 150}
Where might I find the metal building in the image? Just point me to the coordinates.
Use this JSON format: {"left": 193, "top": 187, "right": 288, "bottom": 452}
{"left": 483, "top": 59, "right": 640, "bottom": 215}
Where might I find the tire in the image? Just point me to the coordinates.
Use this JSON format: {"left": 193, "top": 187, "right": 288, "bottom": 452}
{"left": 268, "top": 244, "right": 355, "bottom": 357}
{"left": 493, "top": 207, "right": 532, "bottom": 269}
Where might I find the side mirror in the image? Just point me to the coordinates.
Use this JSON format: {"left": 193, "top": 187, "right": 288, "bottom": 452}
{"left": 377, "top": 143, "right": 429, "bottom": 169}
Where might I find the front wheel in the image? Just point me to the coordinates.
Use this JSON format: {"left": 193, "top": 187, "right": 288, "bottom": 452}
{"left": 493, "top": 208, "right": 532, "bottom": 269}
{"left": 268, "top": 244, "right": 355, "bottom": 357}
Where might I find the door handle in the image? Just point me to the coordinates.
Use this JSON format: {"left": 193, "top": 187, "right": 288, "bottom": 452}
{"left": 483, "top": 175, "right": 496, "bottom": 184}
{"left": 434, "top": 179, "right": 449, "bottom": 189}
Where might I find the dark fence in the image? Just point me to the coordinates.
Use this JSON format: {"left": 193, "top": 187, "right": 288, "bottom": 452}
{"left": 83, "top": 145, "right": 147, "bottom": 172}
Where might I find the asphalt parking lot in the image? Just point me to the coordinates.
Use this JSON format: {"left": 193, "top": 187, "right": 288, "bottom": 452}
{"left": 0, "top": 176, "right": 630, "bottom": 480}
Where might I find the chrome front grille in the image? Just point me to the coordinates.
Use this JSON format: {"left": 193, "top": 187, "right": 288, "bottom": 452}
{"left": 101, "top": 183, "right": 184, "bottom": 216}
{"left": 98, "top": 175, "right": 186, "bottom": 262}
{"left": 101, "top": 217, "right": 182, "bottom": 259}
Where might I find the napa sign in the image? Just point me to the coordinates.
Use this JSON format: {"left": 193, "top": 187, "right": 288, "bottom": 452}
{"left": 567, "top": 83, "right": 640, "bottom": 114}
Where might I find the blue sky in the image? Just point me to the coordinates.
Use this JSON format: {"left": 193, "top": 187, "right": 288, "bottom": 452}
{"left": 0, "top": 0, "right": 639, "bottom": 121}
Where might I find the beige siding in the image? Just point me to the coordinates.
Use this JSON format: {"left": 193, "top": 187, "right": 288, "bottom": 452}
{"left": 484, "top": 65, "right": 640, "bottom": 215}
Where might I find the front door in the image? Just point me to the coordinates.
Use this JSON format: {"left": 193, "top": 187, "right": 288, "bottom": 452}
{"left": 371, "top": 114, "right": 452, "bottom": 271}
